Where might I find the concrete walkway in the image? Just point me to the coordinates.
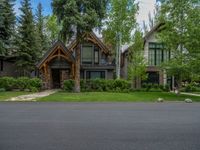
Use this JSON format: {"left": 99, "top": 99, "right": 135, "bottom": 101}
{"left": 181, "top": 92, "right": 200, "bottom": 97}
{"left": 6, "top": 90, "right": 57, "bottom": 102}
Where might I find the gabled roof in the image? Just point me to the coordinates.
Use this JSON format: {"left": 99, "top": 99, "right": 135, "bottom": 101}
{"left": 144, "top": 22, "right": 165, "bottom": 41}
{"left": 36, "top": 40, "right": 75, "bottom": 68}
{"left": 67, "top": 32, "right": 111, "bottom": 55}
{"left": 121, "top": 23, "right": 165, "bottom": 54}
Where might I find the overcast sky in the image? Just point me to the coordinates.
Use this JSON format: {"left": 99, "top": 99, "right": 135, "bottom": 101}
{"left": 15, "top": 0, "right": 157, "bottom": 27}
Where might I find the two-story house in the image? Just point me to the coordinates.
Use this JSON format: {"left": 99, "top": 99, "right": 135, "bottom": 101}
{"left": 121, "top": 23, "right": 173, "bottom": 88}
{"left": 36, "top": 32, "right": 115, "bottom": 89}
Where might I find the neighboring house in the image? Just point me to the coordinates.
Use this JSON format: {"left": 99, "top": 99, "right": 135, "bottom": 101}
{"left": 0, "top": 55, "right": 19, "bottom": 77}
{"left": 36, "top": 32, "right": 115, "bottom": 89}
{"left": 121, "top": 23, "right": 173, "bottom": 88}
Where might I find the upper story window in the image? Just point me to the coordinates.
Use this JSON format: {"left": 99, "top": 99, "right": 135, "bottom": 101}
{"left": 149, "top": 42, "right": 170, "bottom": 66}
{"left": 94, "top": 46, "right": 99, "bottom": 64}
{"left": 82, "top": 45, "right": 93, "bottom": 64}
{"left": 0, "top": 60, "right": 3, "bottom": 71}
{"left": 81, "top": 44, "right": 100, "bottom": 65}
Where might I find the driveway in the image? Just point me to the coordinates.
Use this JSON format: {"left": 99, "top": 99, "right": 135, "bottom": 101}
{"left": 0, "top": 102, "right": 200, "bottom": 150}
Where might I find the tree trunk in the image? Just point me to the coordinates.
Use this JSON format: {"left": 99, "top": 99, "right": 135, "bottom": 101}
{"left": 176, "top": 77, "right": 182, "bottom": 95}
{"left": 74, "top": 44, "right": 80, "bottom": 93}
{"left": 132, "top": 78, "right": 136, "bottom": 89}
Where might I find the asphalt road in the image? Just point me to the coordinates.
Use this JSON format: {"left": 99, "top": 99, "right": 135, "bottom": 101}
{"left": 0, "top": 102, "right": 200, "bottom": 150}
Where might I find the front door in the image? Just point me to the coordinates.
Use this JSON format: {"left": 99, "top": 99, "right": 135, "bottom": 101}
{"left": 52, "top": 69, "right": 61, "bottom": 88}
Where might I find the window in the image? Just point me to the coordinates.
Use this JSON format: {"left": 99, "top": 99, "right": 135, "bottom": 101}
{"left": 86, "top": 71, "right": 105, "bottom": 79}
{"left": 94, "top": 49, "right": 99, "bottom": 64}
{"left": 156, "top": 49, "right": 162, "bottom": 65}
{"left": 148, "top": 42, "right": 170, "bottom": 66}
{"left": 149, "top": 49, "right": 155, "bottom": 66}
{"left": 80, "top": 71, "right": 84, "bottom": 79}
{"left": 82, "top": 45, "right": 93, "bottom": 64}
{"left": 100, "top": 53, "right": 107, "bottom": 64}
{"left": 0, "top": 60, "right": 3, "bottom": 71}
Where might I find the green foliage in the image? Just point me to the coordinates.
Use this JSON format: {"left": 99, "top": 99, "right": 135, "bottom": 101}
{"left": 0, "top": 88, "right": 6, "bottom": 92}
{"left": 0, "top": 0, "right": 16, "bottom": 55}
{"left": 45, "top": 15, "right": 61, "bottom": 44}
{"left": 17, "top": 77, "right": 30, "bottom": 90}
{"left": 158, "top": 0, "right": 200, "bottom": 93}
{"left": 52, "top": 0, "right": 108, "bottom": 42}
{"left": 128, "top": 29, "right": 147, "bottom": 88}
{"left": 35, "top": 3, "right": 49, "bottom": 56}
{"left": 64, "top": 80, "right": 75, "bottom": 92}
{"left": 0, "top": 77, "right": 16, "bottom": 91}
{"left": 0, "top": 77, "right": 42, "bottom": 92}
{"left": 182, "top": 82, "right": 200, "bottom": 92}
{"left": 16, "top": 0, "right": 39, "bottom": 75}
{"left": 141, "top": 83, "right": 170, "bottom": 92}
{"left": 76, "top": 79, "right": 131, "bottom": 92}
{"left": 103, "top": 0, "right": 138, "bottom": 49}
{"left": 30, "top": 78, "right": 42, "bottom": 90}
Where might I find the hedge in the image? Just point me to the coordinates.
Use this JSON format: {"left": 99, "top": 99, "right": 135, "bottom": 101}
{"left": 64, "top": 79, "right": 171, "bottom": 92}
{"left": 0, "top": 77, "right": 42, "bottom": 92}
{"left": 64, "top": 79, "right": 131, "bottom": 92}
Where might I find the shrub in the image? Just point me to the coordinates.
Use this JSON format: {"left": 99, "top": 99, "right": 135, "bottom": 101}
{"left": 0, "top": 77, "right": 42, "bottom": 91}
{"left": 163, "top": 84, "right": 170, "bottom": 92}
{"left": 113, "top": 79, "right": 130, "bottom": 90}
{"left": 0, "top": 77, "right": 17, "bottom": 91}
{"left": 17, "top": 77, "right": 30, "bottom": 90}
{"left": 30, "top": 78, "right": 42, "bottom": 90}
{"left": 184, "top": 84, "right": 197, "bottom": 92}
{"left": 0, "top": 88, "right": 6, "bottom": 92}
{"left": 64, "top": 80, "right": 75, "bottom": 92}
{"left": 152, "top": 84, "right": 159, "bottom": 89}
{"left": 30, "top": 87, "right": 39, "bottom": 92}
{"left": 79, "top": 79, "right": 131, "bottom": 92}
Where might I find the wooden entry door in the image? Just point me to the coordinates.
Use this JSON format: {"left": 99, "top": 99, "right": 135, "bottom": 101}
{"left": 52, "top": 69, "right": 61, "bottom": 88}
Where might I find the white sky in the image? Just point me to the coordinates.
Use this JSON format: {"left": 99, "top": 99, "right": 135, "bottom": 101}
{"left": 136, "top": 0, "right": 157, "bottom": 27}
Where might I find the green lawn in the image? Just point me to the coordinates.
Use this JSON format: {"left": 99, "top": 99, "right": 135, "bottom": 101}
{"left": 0, "top": 91, "right": 31, "bottom": 101}
{"left": 37, "top": 92, "right": 200, "bottom": 102}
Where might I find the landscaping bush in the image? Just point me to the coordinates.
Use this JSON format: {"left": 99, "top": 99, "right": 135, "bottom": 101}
{"left": 64, "top": 80, "right": 75, "bottom": 92}
{"left": 64, "top": 79, "right": 171, "bottom": 93}
{"left": 17, "top": 77, "right": 31, "bottom": 90}
{"left": 29, "top": 78, "right": 42, "bottom": 91}
{"left": 141, "top": 83, "right": 170, "bottom": 92}
{"left": 0, "top": 88, "right": 6, "bottom": 92}
{"left": 183, "top": 83, "right": 197, "bottom": 92}
{"left": 0, "top": 77, "right": 42, "bottom": 92}
{"left": 0, "top": 77, "right": 17, "bottom": 91}
{"left": 68, "top": 79, "right": 131, "bottom": 92}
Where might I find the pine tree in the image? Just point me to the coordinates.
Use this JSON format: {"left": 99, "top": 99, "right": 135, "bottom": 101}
{"left": 0, "top": 0, "right": 16, "bottom": 55}
{"left": 52, "top": 0, "right": 108, "bottom": 92}
{"left": 35, "top": 3, "right": 48, "bottom": 56}
{"left": 16, "top": 0, "right": 38, "bottom": 76}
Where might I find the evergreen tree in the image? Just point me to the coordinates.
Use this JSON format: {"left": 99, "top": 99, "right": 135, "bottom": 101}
{"left": 16, "top": 0, "right": 38, "bottom": 76}
{"left": 35, "top": 3, "right": 48, "bottom": 56}
{"left": 0, "top": 0, "right": 16, "bottom": 55}
{"left": 52, "top": 0, "right": 108, "bottom": 92}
